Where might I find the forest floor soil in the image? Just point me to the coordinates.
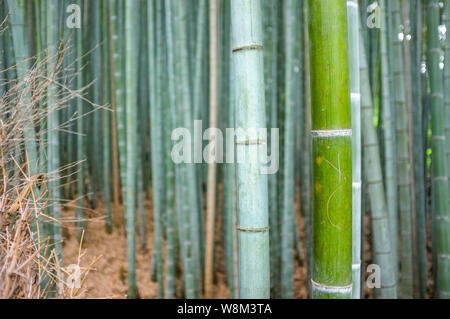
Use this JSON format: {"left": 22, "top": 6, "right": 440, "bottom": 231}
{"left": 61, "top": 197, "right": 308, "bottom": 299}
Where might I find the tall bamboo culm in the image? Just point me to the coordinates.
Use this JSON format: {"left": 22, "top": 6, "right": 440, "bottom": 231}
{"left": 427, "top": 0, "right": 450, "bottom": 299}
{"left": 230, "top": 0, "right": 270, "bottom": 299}
{"left": 347, "top": 0, "right": 361, "bottom": 299}
{"left": 308, "top": 0, "right": 352, "bottom": 299}
{"left": 380, "top": 0, "right": 399, "bottom": 288}
{"left": 359, "top": 15, "right": 398, "bottom": 299}
{"left": 444, "top": 0, "right": 450, "bottom": 211}
{"left": 391, "top": 0, "right": 413, "bottom": 298}
{"left": 46, "top": 0, "right": 62, "bottom": 262}
{"left": 124, "top": 0, "right": 139, "bottom": 299}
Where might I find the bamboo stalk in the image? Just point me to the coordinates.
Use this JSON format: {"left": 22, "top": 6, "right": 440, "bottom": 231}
{"left": 46, "top": 0, "right": 62, "bottom": 262}
{"left": 410, "top": 0, "right": 427, "bottom": 298}
{"left": 427, "top": 0, "right": 450, "bottom": 299}
{"left": 444, "top": 0, "right": 450, "bottom": 217}
{"left": 101, "top": 0, "right": 112, "bottom": 233}
{"left": 204, "top": 0, "right": 218, "bottom": 299}
{"left": 124, "top": 0, "right": 139, "bottom": 299}
{"left": 380, "top": 0, "right": 399, "bottom": 289}
{"left": 391, "top": 0, "right": 414, "bottom": 298}
{"left": 360, "top": 18, "right": 398, "bottom": 299}
{"left": 231, "top": 0, "right": 269, "bottom": 299}
{"left": 308, "top": 0, "right": 352, "bottom": 299}
{"left": 347, "top": 0, "right": 361, "bottom": 300}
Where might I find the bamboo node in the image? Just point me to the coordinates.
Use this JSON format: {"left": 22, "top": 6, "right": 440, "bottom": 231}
{"left": 311, "top": 129, "right": 352, "bottom": 138}
{"left": 311, "top": 279, "right": 353, "bottom": 294}
{"left": 237, "top": 226, "right": 269, "bottom": 233}
{"left": 232, "top": 44, "right": 264, "bottom": 53}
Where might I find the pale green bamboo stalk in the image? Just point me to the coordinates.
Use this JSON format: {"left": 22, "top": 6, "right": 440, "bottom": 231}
{"left": 347, "top": 0, "right": 361, "bottom": 300}
{"left": 173, "top": 0, "right": 202, "bottom": 297}
{"left": 280, "top": 0, "right": 298, "bottom": 299}
{"left": 46, "top": 0, "right": 62, "bottom": 262}
{"left": 167, "top": 0, "right": 196, "bottom": 298}
{"left": 149, "top": 0, "right": 164, "bottom": 299}
{"left": 262, "top": 0, "right": 279, "bottom": 298}
{"left": 110, "top": 0, "right": 126, "bottom": 194}
{"left": 391, "top": 0, "right": 413, "bottom": 298}
{"left": 410, "top": 0, "right": 427, "bottom": 298}
{"left": 124, "top": 0, "right": 139, "bottom": 299}
{"left": 75, "top": 0, "right": 85, "bottom": 241}
{"left": 427, "top": 0, "right": 450, "bottom": 299}
{"left": 101, "top": 0, "right": 112, "bottom": 233}
{"left": 204, "top": 0, "right": 218, "bottom": 299}
{"left": 444, "top": 0, "right": 450, "bottom": 211}
{"left": 231, "top": 0, "right": 269, "bottom": 299}
{"left": 380, "top": 0, "right": 399, "bottom": 288}
{"left": 360, "top": 26, "right": 398, "bottom": 299}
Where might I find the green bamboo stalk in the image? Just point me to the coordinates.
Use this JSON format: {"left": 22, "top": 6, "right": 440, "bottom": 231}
{"left": 401, "top": 0, "right": 419, "bottom": 297}
{"left": 302, "top": 0, "right": 313, "bottom": 296}
{"left": 427, "top": 0, "right": 450, "bottom": 299}
{"left": 167, "top": 0, "right": 196, "bottom": 298}
{"left": 360, "top": 23, "right": 398, "bottom": 299}
{"left": 308, "top": 0, "right": 352, "bottom": 299}
{"left": 173, "top": 0, "right": 202, "bottom": 297}
{"left": 222, "top": 0, "right": 238, "bottom": 298}
{"left": 101, "top": 0, "right": 112, "bottom": 233}
{"left": 110, "top": 0, "right": 126, "bottom": 195}
{"left": 231, "top": 0, "right": 269, "bottom": 299}
{"left": 410, "top": 0, "right": 427, "bottom": 298}
{"left": 124, "top": 0, "right": 139, "bottom": 299}
{"left": 162, "top": 0, "right": 178, "bottom": 299}
{"left": 163, "top": 29, "right": 177, "bottom": 299}
{"left": 444, "top": 0, "right": 450, "bottom": 215}
{"left": 380, "top": 0, "right": 399, "bottom": 288}
{"left": 90, "top": 0, "right": 102, "bottom": 205}
{"left": 347, "top": 0, "right": 361, "bottom": 300}
{"left": 280, "top": 0, "right": 298, "bottom": 299}
{"left": 46, "top": 0, "right": 62, "bottom": 262}
{"left": 204, "top": 0, "right": 218, "bottom": 299}
{"left": 75, "top": 0, "right": 85, "bottom": 241}
{"left": 149, "top": 0, "right": 164, "bottom": 299}
{"left": 391, "top": 0, "right": 414, "bottom": 298}
{"left": 6, "top": 0, "right": 39, "bottom": 202}
{"left": 262, "top": 0, "right": 279, "bottom": 299}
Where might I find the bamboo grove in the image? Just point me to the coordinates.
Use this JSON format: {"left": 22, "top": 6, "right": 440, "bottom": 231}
{"left": 1, "top": 0, "right": 450, "bottom": 299}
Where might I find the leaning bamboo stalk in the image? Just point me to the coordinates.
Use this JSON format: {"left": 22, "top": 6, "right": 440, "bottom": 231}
{"left": 308, "top": 0, "right": 352, "bottom": 299}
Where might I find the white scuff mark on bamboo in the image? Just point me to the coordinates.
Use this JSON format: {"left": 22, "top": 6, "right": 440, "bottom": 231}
{"left": 311, "top": 129, "right": 352, "bottom": 137}
{"left": 311, "top": 279, "right": 353, "bottom": 294}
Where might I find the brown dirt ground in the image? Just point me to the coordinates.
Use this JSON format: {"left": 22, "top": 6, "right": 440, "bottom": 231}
{"left": 61, "top": 191, "right": 309, "bottom": 299}
{"left": 64, "top": 184, "right": 437, "bottom": 299}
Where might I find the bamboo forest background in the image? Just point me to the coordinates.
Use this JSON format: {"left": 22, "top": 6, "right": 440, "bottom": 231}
{"left": 1, "top": 0, "right": 450, "bottom": 299}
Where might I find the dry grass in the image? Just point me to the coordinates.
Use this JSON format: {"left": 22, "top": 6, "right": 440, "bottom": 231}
{"left": 0, "top": 35, "right": 97, "bottom": 298}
